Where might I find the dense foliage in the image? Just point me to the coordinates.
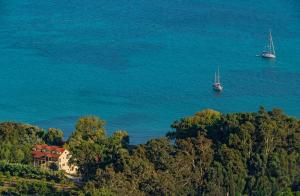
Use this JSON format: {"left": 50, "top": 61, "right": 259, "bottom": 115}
{"left": 0, "top": 161, "right": 66, "bottom": 183}
{"left": 0, "top": 123, "right": 44, "bottom": 163}
{"left": 0, "top": 161, "right": 74, "bottom": 195}
{"left": 67, "top": 116, "right": 129, "bottom": 181}
{"left": 0, "top": 177, "right": 77, "bottom": 195}
{"left": 0, "top": 122, "right": 64, "bottom": 164}
{"left": 67, "top": 108, "right": 300, "bottom": 195}
{"left": 0, "top": 123, "right": 69, "bottom": 195}
{"left": 0, "top": 108, "right": 299, "bottom": 195}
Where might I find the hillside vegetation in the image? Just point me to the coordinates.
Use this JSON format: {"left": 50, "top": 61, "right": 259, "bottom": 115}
{"left": 0, "top": 107, "right": 299, "bottom": 195}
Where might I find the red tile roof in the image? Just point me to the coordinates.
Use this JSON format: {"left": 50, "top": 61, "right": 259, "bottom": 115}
{"left": 32, "top": 144, "right": 65, "bottom": 159}
{"left": 32, "top": 151, "right": 60, "bottom": 159}
{"left": 35, "top": 144, "right": 65, "bottom": 152}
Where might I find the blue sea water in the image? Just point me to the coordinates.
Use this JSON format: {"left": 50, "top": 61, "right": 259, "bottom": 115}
{"left": 0, "top": 0, "right": 299, "bottom": 143}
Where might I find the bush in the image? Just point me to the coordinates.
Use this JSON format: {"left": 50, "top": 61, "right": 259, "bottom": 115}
{"left": 0, "top": 161, "right": 66, "bottom": 183}
{"left": 15, "top": 181, "right": 56, "bottom": 195}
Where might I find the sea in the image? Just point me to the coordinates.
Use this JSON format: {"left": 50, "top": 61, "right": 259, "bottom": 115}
{"left": 0, "top": 0, "right": 299, "bottom": 144}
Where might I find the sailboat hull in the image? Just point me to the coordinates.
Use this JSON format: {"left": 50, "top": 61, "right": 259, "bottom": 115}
{"left": 212, "top": 83, "right": 223, "bottom": 91}
{"left": 261, "top": 52, "right": 276, "bottom": 58}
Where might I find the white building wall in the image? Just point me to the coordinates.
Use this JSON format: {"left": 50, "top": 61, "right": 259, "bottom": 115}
{"left": 58, "top": 150, "right": 78, "bottom": 175}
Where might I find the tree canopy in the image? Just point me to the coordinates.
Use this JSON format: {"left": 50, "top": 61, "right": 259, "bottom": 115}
{"left": 0, "top": 108, "right": 299, "bottom": 195}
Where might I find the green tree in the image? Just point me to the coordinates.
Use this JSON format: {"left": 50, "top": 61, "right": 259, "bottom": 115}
{"left": 44, "top": 128, "right": 64, "bottom": 146}
{"left": 168, "top": 109, "right": 221, "bottom": 139}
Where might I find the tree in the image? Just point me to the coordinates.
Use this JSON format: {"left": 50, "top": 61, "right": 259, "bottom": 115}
{"left": 0, "top": 122, "right": 45, "bottom": 164}
{"left": 44, "top": 128, "right": 64, "bottom": 146}
{"left": 1, "top": 107, "right": 300, "bottom": 195}
{"left": 168, "top": 109, "right": 221, "bottom": 139}
{"left": 112, "top": 131, "right": 129, "bottom": 148}
{"left": 75, "top": 116, "right": 106, "bottom": 141}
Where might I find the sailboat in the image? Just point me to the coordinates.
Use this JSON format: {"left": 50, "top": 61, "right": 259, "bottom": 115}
{"left": 261, "top": 30, "right": 276, "bottom": 58}
{"left": 212, "top": 67, "right": 223, "bottom": 92}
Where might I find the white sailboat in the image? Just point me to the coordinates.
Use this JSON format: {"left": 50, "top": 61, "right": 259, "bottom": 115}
{"left": 212, "top": 67, "right": 223, "bottom": 92}
{"left": 261, "top": 30, "right": 276, "bottom": 59}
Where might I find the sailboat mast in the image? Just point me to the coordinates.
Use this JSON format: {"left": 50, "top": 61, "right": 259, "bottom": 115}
{"left": 217, "top": 67, "right": 220, "bottom": 83}
{"left": 269, "top": 31, "right": 272, "bottom": 53}
{"left": 214, "top": 72, "right": 217, "bottom": 83}
{"left": 270, "top": 31, "right": 276, "bottom": 55}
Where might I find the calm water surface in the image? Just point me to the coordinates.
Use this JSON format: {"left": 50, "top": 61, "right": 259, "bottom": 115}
{"left": 0, "top": 0, "right": 299, "bottom": 143}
